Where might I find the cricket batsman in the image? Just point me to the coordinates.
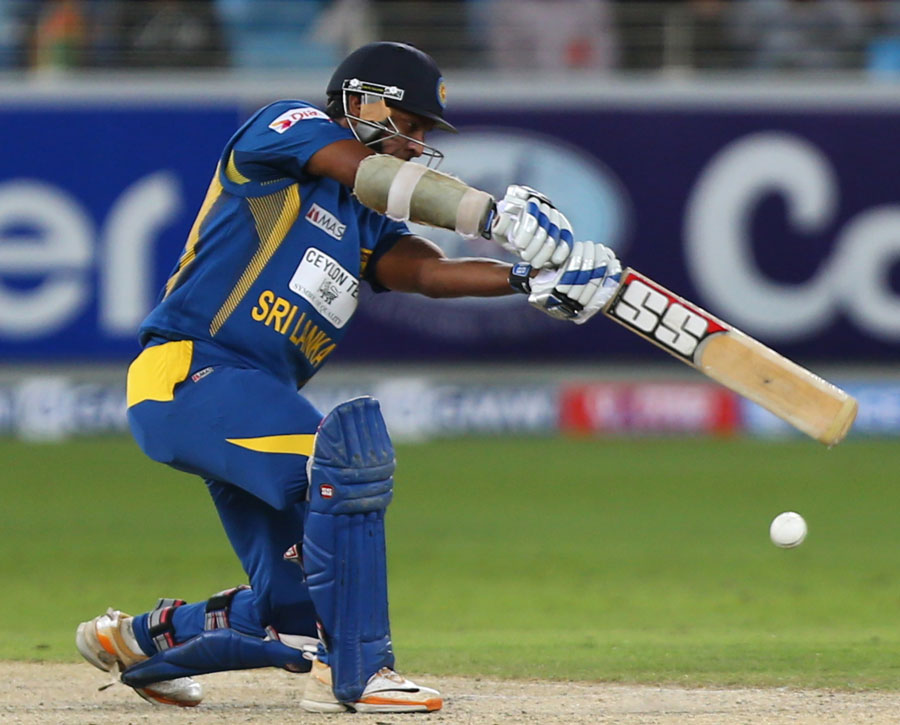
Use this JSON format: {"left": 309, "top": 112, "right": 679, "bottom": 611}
{"left": 76, "top": 41, "right": 622, "bottom": 713}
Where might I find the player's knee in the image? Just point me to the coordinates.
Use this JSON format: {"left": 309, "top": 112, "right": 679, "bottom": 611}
{"left": 239, "top": 544, "right": 314, "bottom": 630}
{"left": 308, "top": 396, "right": 395, "bottom": 515}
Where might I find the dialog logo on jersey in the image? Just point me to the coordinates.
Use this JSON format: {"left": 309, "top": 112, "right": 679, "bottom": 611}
{"left": 305, "top": 203, "right": 346, "bottom": 240}
{"left": 268, "top": 107, "right": 330, "bottom": 134}
{"left": 288, "top": 248, "right": 359, "bottom": 329}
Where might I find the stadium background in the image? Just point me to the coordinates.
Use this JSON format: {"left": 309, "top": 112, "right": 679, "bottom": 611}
{"left": 2, "top": 68, "right": 899, "bottom": 440}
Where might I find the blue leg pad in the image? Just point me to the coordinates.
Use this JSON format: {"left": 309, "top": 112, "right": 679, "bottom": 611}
{"left": 120, "top": 628, "right": 311, "bottom": 687}
{"left": 303, "top": 396, "right": 395, "bottom": 703}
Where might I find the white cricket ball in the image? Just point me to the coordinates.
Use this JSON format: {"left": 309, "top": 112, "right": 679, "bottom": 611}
{"left": 769, "top": 511, "right": 807, "bottom": 548}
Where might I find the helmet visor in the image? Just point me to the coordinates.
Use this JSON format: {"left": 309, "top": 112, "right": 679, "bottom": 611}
{"left": 342, "top": 80, "right": 450, "bottom": 167}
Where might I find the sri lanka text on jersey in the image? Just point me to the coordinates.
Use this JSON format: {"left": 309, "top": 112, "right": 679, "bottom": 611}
{"left": 251, "top": 290, "right": 336, "bottom": 368}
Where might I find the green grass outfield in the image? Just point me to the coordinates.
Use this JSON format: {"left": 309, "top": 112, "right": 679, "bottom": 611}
{"left": 2, "top": 435, "right": 899, "bottom": 690}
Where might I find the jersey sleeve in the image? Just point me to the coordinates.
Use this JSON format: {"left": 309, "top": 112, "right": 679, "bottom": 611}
{"left": 228, "top": 101, "right": 354, "bottom": 183}
{"left": 360, "top": 214, "right": 411, "bottom": 293}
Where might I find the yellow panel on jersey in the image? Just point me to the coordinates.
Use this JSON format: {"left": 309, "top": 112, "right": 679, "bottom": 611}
{"left": 126, "top": 340, "right": 193, "bottom": 408}
{"left": 225, "top": 434, "right": 316, "bottom": 456}
{"left": 360, "top": 248, "right": 373, "bottom": 277}
{"left": 165, "top": 166, "right": 225, "bottom": 298}
{"left": 209, "top": 184, "right": 300, "bottom": 336}
{"left": 225, "top": 150, "right": 251, "bottom": 185}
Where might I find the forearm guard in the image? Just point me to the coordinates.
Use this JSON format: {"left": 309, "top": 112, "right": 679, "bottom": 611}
{"left": 353, "top": 154, "right": 494, "bottom": 238}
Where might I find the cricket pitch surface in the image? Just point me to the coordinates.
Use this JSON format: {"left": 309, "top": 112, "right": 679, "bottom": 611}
{"left": 4, "top": 662, "right": 900, "bottom": 724}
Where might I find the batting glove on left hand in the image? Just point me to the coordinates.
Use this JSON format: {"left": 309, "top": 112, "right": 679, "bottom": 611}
{"left": 512, "top": 241, "right": 622, "bottom": 325}
{"left": 492, "top": 184, "right": 574, "bottom": 269}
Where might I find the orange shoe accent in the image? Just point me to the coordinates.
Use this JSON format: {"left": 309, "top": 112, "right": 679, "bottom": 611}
{"left": 108, "top": 619, "right": 142, "bottom": 666}
{"left": 357, "top": 695, "right": 443, "bottom": 711}
{"left": 95, "top": 630, "right": 118, "bottom": 658}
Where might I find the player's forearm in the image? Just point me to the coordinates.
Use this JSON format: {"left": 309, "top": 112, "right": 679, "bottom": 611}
{"left": 404, "top": 257, "right": 515, "bottom": 298}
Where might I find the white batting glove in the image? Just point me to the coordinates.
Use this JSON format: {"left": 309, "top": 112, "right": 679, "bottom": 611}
{"left": 491, "top": 185, "right": 574, "bottom": 269}
{"left": 510, "top": 241, "right": 622, "bottom": 325}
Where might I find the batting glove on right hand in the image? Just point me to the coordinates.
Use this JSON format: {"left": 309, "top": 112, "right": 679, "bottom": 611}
{"left": 518, "top": 241, "right": 622, "bottom": 325}
{"left": 492, "top": 184, "right": 574, "bottom": 269}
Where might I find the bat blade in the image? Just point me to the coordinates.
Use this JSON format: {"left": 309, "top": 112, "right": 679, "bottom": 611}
{"left": 602, "top": 268, "right": 858, "bottom": 446}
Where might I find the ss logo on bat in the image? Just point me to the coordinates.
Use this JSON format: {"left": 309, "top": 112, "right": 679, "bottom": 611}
{"left": 611, "top": 279, "right": 710, "bottom": 358}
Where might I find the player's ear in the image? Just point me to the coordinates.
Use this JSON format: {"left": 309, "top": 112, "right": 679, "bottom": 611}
{"left": 345, "top": 93, "right": 361, "bottom": 116}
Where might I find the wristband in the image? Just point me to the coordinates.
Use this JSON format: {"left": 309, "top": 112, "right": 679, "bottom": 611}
{"left": 509, "top": 262, "right": 533, "bottom": 295}
{"left": 481, "top": 202, "right": 497, "bottom": 240}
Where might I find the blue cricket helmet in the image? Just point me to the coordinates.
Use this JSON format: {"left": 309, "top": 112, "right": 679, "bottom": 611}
{"left": 326, "top": 42, "right": 456, "bottom": 133}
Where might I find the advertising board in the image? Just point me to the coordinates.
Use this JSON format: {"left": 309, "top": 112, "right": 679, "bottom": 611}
{"left": 1, "top": 83, "right": 897, "bottom": 364}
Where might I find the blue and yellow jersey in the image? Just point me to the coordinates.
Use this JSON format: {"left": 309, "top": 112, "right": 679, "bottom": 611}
{"left": 140, "top": 100, "right": 410, "bottom": 387}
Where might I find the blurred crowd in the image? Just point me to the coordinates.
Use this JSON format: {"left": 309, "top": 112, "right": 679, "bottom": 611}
{"left": 1, "top": 0, "right": 900, "bottom": 75}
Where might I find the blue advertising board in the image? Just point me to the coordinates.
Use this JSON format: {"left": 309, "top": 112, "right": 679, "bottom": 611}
{"left": 0, "top": 103, "right": 241, "bottom": 361}
{"left": 1, "top": 91, "right": 898, "bottom": 364}
{"left": 344, "top": 105, "right": 900, "bottom": 363}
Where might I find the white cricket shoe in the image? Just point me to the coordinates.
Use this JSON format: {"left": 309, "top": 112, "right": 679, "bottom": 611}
{"left": 300, "top": 657, "right": 442, "bottom": 713}
{"left": 76, "top": 608, "right": 203, "bottom": 707}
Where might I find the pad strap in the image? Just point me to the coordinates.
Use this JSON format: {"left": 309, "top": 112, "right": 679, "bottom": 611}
{"left": 147, "top": 598, "right": 185, "bottom": 652}
{"left": 204, "top": 585, "right": 251, "bottom": 631}
{"left": 385, "top": 162, "right": 428, "bottom": 220}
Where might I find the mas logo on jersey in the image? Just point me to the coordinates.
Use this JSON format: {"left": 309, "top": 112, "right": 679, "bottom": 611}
{"left": 305, "top": 203, "right": 346, "bottom": 240}
{"left": 288, "top": 248, "right": 359, "bottom": 329}
{"left": 190, "top": 366, "right": 214, "bottom": 383}
{"left": 268, "top": 107, "right": 330, "bottom": 134}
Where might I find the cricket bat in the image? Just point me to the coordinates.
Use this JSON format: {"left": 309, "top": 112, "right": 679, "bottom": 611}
{"left": 602, "top": 268, "right": 858, "bottom": 446}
